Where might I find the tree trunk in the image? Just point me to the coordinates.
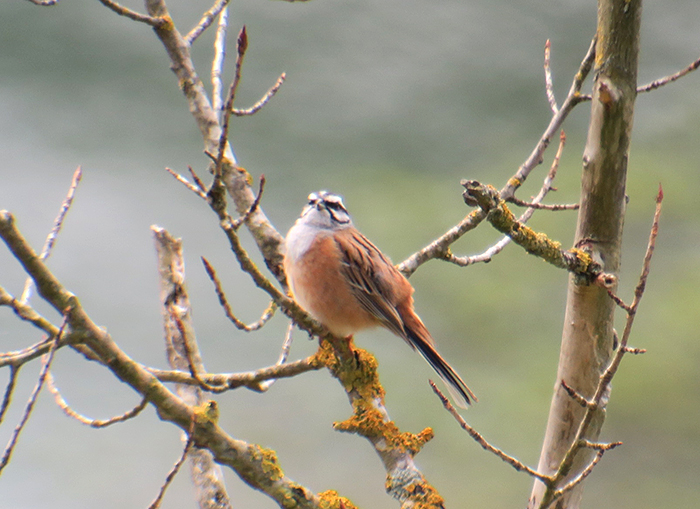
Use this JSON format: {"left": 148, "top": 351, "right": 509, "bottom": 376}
{"left": 529, "top": 1, "right": 642, "bottom": 508}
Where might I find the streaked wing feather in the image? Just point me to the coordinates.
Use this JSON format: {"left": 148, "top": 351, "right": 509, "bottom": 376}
{"left": 335, "top": 232, "right": 409, "bottom": 341}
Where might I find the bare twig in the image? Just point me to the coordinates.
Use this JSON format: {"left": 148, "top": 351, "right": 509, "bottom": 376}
{"left": 551, "top": 448, "right": 609, "bottom": 501}
{"left": 152, "top": 227, "right": 234, "bottom": 508}
{"left": 447, "top": 131, "right": 569, "bottom": 267}
{"left": 509, "top": 199, "right": 578, "bottom": 211}
{"left": 535, "top": 188, "right": 662, "bottom": 509}
{"left": 169, "top": 306, "right": 229, "bottom": 394}
{"left": 148, "top": 351, "right": 322, "bottom": 391}
{"left": 188, "top": 166, "right": 207, "bottom": 193}
{"left": 25, "top": 0, "right": 61, "bottom": 5}
{"left": 166, "top": 167, "right": 208, "bottom": 199}
{"left": 231, "top": 174, "right": 266, "bottom": 229}
{"left": 185, "top": 0, "right": 230, "bottom": 45}
{"left": 258, "top": 322, "right": 295, "bottom": 391}
{"left": 500, "top": 35, "right": 596, "bottom": 202}
{"left": 430, "top": 381, "right": 551, "bottom": 483}
{"left": 544, "top": 39, "right": 558, "bottom": 113}
{"left": 0, "top": 311, "right": 67, "bottom": 475}
{"left": 21, "top": 166, "right": 82, "bottom": 304}
{"left": 47, "top": 372, "right": 148, "bottom": 427}
{"left": 0, "top": 286, "right": 61, "bottom": 344}
{"left": 214, "top": 25, "right": 248, "bottom": 175}
{"left": 201, "top": 256, "right": 278, "bottom": 333}
{"left": 211, "top": 5, "right": 229, "bottom": 118}
{"left": 233, "top": 73, "right": 287, "bottom": 116}
{"left": 560, "top": 380, "right": 595, "bottom": 410}
{"left": 1, "top": 213, "right": 316, "bottom": 507}
{"left": 637, "top": 56, "right": 700, "bottom": 93}
{"left": 97, "top": 0, "right": 166, "bottom": 27}
{"left": 603, "top": 287, "right": 632, "bottom": 313}
{"left": 148, "top": 418, "right": 197, "bottom": 509}
{"left": 0, "top": 366, "right": 19, "bottom": 426}
{"left": 399, "top": 37, "right": 596, "bottom": 277}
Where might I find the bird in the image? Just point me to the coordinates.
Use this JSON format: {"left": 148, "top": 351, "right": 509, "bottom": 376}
{"left": 284, "top": 190, "right": 476, "bottom": 407}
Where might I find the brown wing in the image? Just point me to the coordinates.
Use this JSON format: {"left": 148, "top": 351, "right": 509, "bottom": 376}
{"left": 334, "top": 228, "right": 414, "bottom": 345}
{"left": 335, "top": 228, "right": 476, "bottom": 406}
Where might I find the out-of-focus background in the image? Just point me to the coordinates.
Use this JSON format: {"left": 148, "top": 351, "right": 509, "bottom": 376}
{"left": 1, "top": 1, "right": 698, "bottom": 508}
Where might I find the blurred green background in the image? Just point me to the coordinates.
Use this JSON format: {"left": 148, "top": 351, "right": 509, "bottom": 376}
{"left": 1, "top": 1, "right": 698, "bottom": 508}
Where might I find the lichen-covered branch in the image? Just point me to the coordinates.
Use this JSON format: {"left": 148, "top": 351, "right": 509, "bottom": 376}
{"left": 460, "top": 180, "right": 600, "bottom": 279}
{"left": 0, "top": 210, "right": 323, "bottom": 508}
{"left": 398, "top": 37, "right": 596, "bottom": 278}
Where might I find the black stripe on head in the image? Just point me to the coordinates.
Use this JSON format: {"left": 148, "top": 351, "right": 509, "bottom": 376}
{"left": 308, "top": 191, "right": 351, "bottom": 225}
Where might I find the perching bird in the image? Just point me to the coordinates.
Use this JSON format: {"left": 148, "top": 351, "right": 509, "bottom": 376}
{"left": 284, "top": 191, "right": 476, "bottom": 407}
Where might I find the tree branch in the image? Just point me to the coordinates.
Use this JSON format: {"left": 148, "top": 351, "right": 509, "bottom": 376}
{"left": 398, "top": 36, "right": 596, "bottom": 278}
{"left": 0, "top": 210, "right": 323, "bottom": 508}
{"left": 461, "top": 180, "right": 601, "bottom": 279}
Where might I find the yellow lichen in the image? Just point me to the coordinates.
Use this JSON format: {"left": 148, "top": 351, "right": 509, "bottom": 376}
{"left": 386, "top": 477, "right": 445, "bottom": 508}
{"left": 398, "top": 427, "right": 434, "bottom": 456}
{"left": 248, "top": 444, "right": 284, "bottom": 482}
{"left": 568, "top": 247, "right": 594, "bottom": 271}
{"left": 327, "top": 342, "right": 385, "bottom": 402}
{"left": 317, "top": 490, "right": 358, "bottom": 509}
{"left": 310, "top": 340, "right": 336, "bottom": 369}
{"left": 193, "top": 400, "right": 219, "bottom": 426}
{"left": 507, "top": 177, "right": 522, "bottom": 189}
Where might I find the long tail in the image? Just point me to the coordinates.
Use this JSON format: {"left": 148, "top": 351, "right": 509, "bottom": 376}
{"left": 402, "top": 313, "right": 477, "bottom": 408}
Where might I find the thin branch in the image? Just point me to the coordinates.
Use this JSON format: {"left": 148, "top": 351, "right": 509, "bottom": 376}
{"left": 0, "top": 311, "right": 66, "bottom": 475}
{"left": 560, "top": 380, "right": 595, "bottom": 410}
{"left": 1, "top": 212, "right": 319, "bottom": 507}
{"left": 188, "top": 166, "right": 207, "bottom": 193}
{"left": 169, "top": 306, "right": 229, "bottom": 394}
{"left": 0, "top": 286, "right": 60, "bottom": 341}
{"left": 47, "top": 372, "right": 148, "bottom": 427}
{"left": 447, "top": 131, "right": 569, "bottom": 267}
{"left": 622, "top": 346, "right": 646, "bottom": 355}
{"left": 201, "top": 257, "right": 278, "bottom": 332}
{"left": 21, "top": 166, "right": 82, "bottom": 304}
{"left": 258, "top": 322, "right": 295, "bottom": 391}
{"left": 399, "top": 37, "right": 596, "bottom": 277}
{"left": 637, "top": 56, "right": 700, "bottom": 93}
{"left": 535, "top": 188, "right": 662, "bottom": 509}
{"left": 25, "top": 0, "right": 61, "bottom": 5}
{"left": 509, "top": 199, "right": 578, "bottom": 211}
{"left": 166, "top": 167, "right": 208, "bottom": 199}
{"left": 430, "top": 381, "right": 552, "bottom": 483}
{"left": 461, "top": 180, "right": 602, "bottom": 278}
{"left": 500, "top": 35, "right": 596, "bottom": 202}
{"left": 233, "top": 73, "right": 287, "bottom": 116}
{"left": 214, "top": 25, "right": 248, "bottom": 176}
{"left": 211, "top": 5, "right": 229, "bottom": 118}
{"left": 148, "top": 418, "right": 196, "bottom": 509}
{"left": 152, "top": 226, "right": 234, "bottom": 508}
{"left": 603, "top": 287, "right": 632, "bottom": 313}
{"left": 148, "top": 352, "right": 322, "bottom": 391}
{"left": 550, "top": 450, "right": 605, "bottom": 502}
{"left": 0, "top": 366, "right": 19, "bottom": 426}
{"left": 231, "top": 174, "right": 266, "bottom": 229}
{"left": 544, "top": 39, "right": 558, "bottom": 113}
{"left": 97, "top": 0, "right": 167, "bottom": 27}
{"left": 185, "top": 0, "right": 230, "bottom": 45}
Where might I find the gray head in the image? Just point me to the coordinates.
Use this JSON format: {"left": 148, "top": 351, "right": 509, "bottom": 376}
{"left": 299, "top": 191, "right": 353, "bottom": 229}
